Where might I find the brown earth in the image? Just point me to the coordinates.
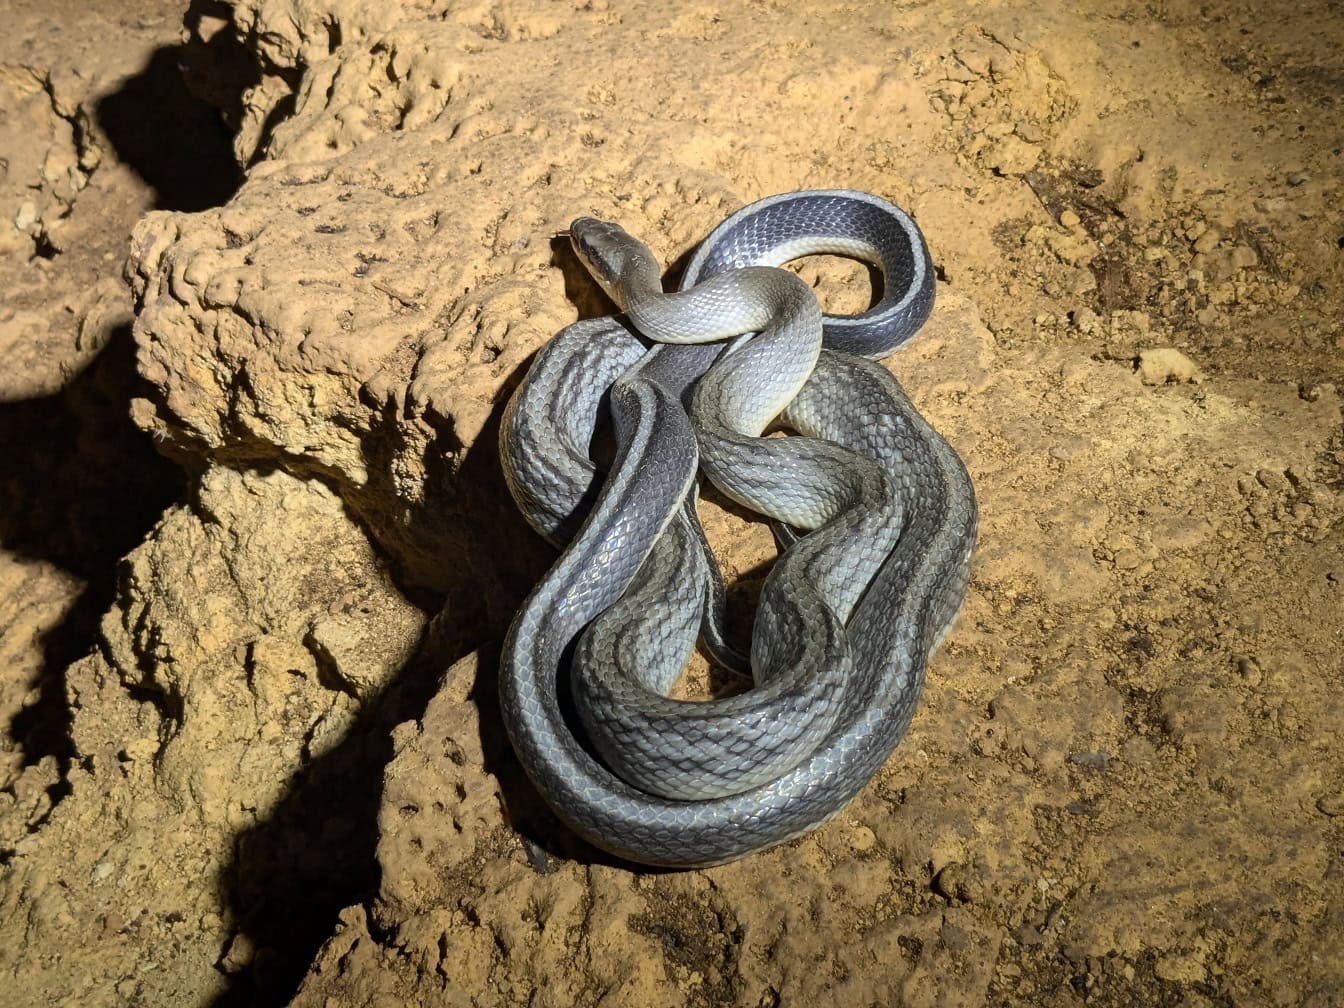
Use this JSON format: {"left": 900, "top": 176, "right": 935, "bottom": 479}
{"left": 1, "top": 1, "right": 1341, "bottom": 1006}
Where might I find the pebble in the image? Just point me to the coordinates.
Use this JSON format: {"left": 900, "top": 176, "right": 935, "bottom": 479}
{"left": 1155, "top": 949, "right": 1207, "bottom": 983}
{"left": 1014, "top": 924, "right": 1044, "bottom": 946}
{"left": 1136, "top": 347, "right": 1203, "bottom": 385}
{"left": 1072, "top": 306, "right": 1101, "bottom": 334}
{"left": 1067, "top": 751, "right": 1112, "bottom": 771}
{"left": 1193, "top": 228, "right": 1220, "bottom": 254}
{"left": 220, "top": 932, "right": 255, "bottom": 974}
{"left": 1317, "top": 792, "right": 1344, "bottom": 817}
{"left": 933, "top": 862, "right": 980, "bottom": 903}
{"left": 14, "top": 201, "right": 37, "bottom": 230}
{"left": 847, "top": 824, "right": 877, "bottom": 852}
{"left": 1059, "top": 209, "right": 1081, "bottom": 228}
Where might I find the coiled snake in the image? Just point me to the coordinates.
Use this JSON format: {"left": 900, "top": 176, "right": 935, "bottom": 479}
{"left": 499, "top": 190, "right": 977, "bottom": 867}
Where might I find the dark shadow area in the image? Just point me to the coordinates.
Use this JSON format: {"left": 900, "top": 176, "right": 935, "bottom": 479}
{"left": 95, "top": 11, "right": 252, "bottom": 212}
{"left": 210, "top": 391, "right": 557, "bottom": 1005}
{"left": 209, "top": 610, "right": 456, "bottom": 1005}
{"left": 0, "top": 326, "right": 184, "bottom": 776}
{"left": 3, "top": 0, "right": 265, "bottom": 807}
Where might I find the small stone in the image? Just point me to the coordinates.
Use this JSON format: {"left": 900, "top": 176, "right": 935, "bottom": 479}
{"left": 1016, "top": 121, "right": 1044, "bottom": 144}
{"left": 1286, "top": 171, "right": 1310, "bottom": 186}
{"left": 1014, "top": 924, "right": 1044, "bottom": 946}
{"left": 933, "top": 862, "right": 979, "bottom": 903}
{"left": 1193, "top": 228, "right": 1220, "bottom": 254}
{"left": 1068, "top": 269, "right": 1096, "bottom": 295}
{"left": 1230, "top": 245, "right": 1259, "bottom": 269}
{"left": 848, "top": 824, "right": 877, "bottom": 852}
{"left": 1317, "top": 792, "right": 1344, "bottom": 817}
{"left": 1155, "top": 949, "right": 1207, "bottom": 983}
{"left": 120, "top": 738, "right": 160, "bottom": 763}
{"left": 1114, "top": 548, "right": 1143, "bottom": 569}
{"left": 1236, "top": 656, "right": 1263, "bottom": 687}
{"left": 1059, "top": 209, "right": 1081, "bottom": 228}
{"left": 220, "top": 932, "right": 255, "bottom": 974}
{"left": 1072, "top": 306, "right": 1101, "bottom": 334}
{"left": 985, "top": 135, "right": 1041, "bottom": 174}
{"left": 1136, "top": 347, "right": 1203, "bottom": 385}
{"left": 1067, "top": 751, "right": 1112, "bottom": 771}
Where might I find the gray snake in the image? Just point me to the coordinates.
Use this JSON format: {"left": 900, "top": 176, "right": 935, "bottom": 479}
{"left": 499, "top": 190, "right": 977, "bottom": 867}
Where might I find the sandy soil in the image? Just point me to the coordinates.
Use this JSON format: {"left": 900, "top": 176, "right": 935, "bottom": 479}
{"left": 1, "top": 1, "right": 1341, "bottom": 1005}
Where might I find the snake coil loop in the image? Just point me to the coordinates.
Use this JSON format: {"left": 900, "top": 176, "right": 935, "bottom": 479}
{"left": 499, "top": 190, "right": 977, "bottom": 866}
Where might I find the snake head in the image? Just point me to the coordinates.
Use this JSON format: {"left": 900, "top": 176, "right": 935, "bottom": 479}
{"left": 569, "top": 217, "right": 657, "bottom": 306}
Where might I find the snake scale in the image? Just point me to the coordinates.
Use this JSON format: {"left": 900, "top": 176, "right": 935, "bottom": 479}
{"left": 498, "top": 190, "right": 978, "bottom": 867}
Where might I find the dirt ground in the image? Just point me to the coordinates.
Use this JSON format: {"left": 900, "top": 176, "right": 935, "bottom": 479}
{"left": 1, "top": 1, "right": 1341, "bottom": 1005}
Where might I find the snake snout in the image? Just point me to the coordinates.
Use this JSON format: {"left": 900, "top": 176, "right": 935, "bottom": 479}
{"left": 569, "top": 216, "right": 648, "bottom": 299}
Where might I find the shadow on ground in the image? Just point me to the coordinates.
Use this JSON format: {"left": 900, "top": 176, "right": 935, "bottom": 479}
{"left": 3, "top": 7, "right": 255, "bottom": 775}
{"left": 0, "top": 326, "right": 183, "bottom": 771}
{"left": 209, "top": 385, "right": 559, "bottom": 1005}
{"left": 96, "top": 8, "right": 249, "bottom": 212}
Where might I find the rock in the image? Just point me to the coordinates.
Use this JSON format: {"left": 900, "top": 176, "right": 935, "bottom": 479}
{"left": 1154, "top": 947, "right": 1208, "bottom": 983}
{"left": 1136, "top": 347, "right": 1203, "bottom": 385}
{"left": 1072, "top": 306, "right": 1102, "bottom": 334}
{"left": 1317, "top": 793, "right": 1344, "bottom": 817}
{"left": 985, "top": 134, "right": 1042, "bottom": 174}
{"left": 1067, "top": 751, "right": 1112, "bottom": 771}
{"left": 1193, "top": 228, "right": 1221, "bottom": 254}
{"left": 933, "top": 862, "right": 981, "bottom": 903}
{"left": 1014, "top": 924, "right": 1045, "bottom": 946}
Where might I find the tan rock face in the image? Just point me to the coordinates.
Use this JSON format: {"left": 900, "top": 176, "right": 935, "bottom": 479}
{"left": 2, "top": 0, "right": 1343, "bottom": 1006}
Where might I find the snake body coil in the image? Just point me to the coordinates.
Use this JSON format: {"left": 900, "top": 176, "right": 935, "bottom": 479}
{"left": 499, "top": 190, "right": 977, "bottom": 866}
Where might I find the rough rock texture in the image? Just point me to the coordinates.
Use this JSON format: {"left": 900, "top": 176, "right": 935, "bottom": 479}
{"left": 0, "top": 1, "right": 215, "bottom": 854}
{"left": 2, "top": 0, "right": 1342, "bottom": 1006}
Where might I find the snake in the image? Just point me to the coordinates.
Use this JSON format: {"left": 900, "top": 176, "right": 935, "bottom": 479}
{"left": 498, "top": 190, "right": 978, "bottom": 867}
